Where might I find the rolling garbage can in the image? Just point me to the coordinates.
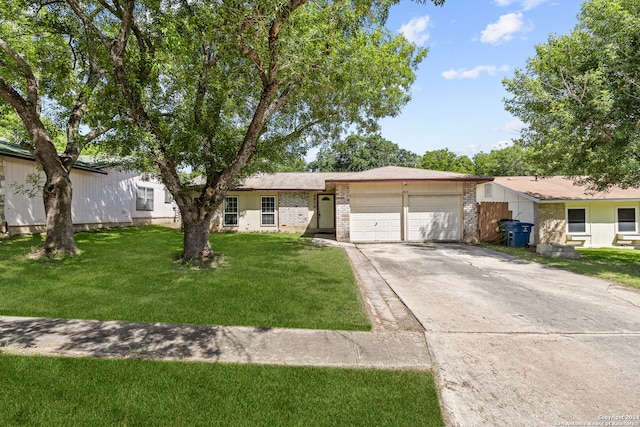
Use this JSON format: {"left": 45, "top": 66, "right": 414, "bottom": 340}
{"left": 503, "top": 221, "right": 534, "bottom": 248}
{"left": 497, "top": 219, "right": 515, "bottom": 245}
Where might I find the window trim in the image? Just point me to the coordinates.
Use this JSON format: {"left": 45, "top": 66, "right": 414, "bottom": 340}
{"left": 136, "top": 186, "right": 154, "bottom": 211}
{"left": 616, "top": 206, "right": 638, "bottom": 234}
{"left": 164, "top": 189, "right": 173, "bottom": 204}
{"left": 566, "top": 207, "right": 587, "bottom": 234}
{"left": 223, "top": 196, "right": 239, "bottom": 227}
{"left": 260, "top": 195, "right": 277, "bottom": 227}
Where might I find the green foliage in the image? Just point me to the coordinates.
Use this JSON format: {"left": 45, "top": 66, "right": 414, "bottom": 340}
{"left": 309, "top": 134, "right": 418, "bottom": 171}
{"left": 418, "top": 148, "right": 474, "bottom": 173}
{"left": 472, "top": 143, "right": 539, "bottom": 176}
{"left": 0, "top": 355, "right": 444, "bottom": 427}
{"left": 504, "top": 0, "right": 640, "bottom": 190}
{"left": 0, "top": 1, "right": 105, "bottom": 147}
{"left": 70, "top": 0, "right": 429, "bottom": 184}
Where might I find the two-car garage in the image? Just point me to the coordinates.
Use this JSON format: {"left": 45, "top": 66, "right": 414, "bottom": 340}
{"left": 348, "top": 182, "right": 463, "bottom": 243}
{"left": 326, "top": 166, "right": 490, "bottom": 244}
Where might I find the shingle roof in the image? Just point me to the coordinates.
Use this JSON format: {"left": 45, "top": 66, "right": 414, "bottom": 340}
{"left": 0, "top": 140, "right": 110, "bottom": 174}
{"left": 326, "top": 166, "right": 492, "bottom": 182}
{"left": 493, "top": 176, "right": 640, "bottom": 201}
{"left": 232, "top": 166, "right": 492, "bottom": 191}
{"left": 235, "top": 172, "right": 343, "bottom": 191}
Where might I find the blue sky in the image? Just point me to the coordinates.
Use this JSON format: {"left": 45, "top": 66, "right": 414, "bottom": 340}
{"left": 377, "top": 0, "right": 585, "bottom": 158}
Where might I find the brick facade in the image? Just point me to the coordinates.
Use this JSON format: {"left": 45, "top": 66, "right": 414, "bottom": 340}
{"left": 462, "top": 182, "right": 478, "bottom": 243}
{"left": 335, "top": 183, "right": 350, "bottom": 242}
{"left": 278, "top": 192, "right": 310, "bottom": 233}
{"left": 534, "top": 202, "right": 566, "bottom": 244}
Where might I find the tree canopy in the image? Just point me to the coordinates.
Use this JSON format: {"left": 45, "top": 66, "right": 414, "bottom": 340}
{"left": 61, "top": 0, "right": 440, "bottom": 260}
{"left": 417, "top": 148, "right": 474, "bottom": 173}
{"left": 504, "top": 0, "right": 640, "bottom": 190}
{"left": 309, "top": 134, "right": 418, "bottom": 171}
{"left": 472, "top": 143, "right": 538, "bottom": 176}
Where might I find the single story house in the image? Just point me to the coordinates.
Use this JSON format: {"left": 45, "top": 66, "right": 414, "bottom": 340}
{"left": 477, "top": 176, "right": 640, "bottom": 248}
{"left": 1, "top": 139, "right": 492, "bottom": 244}
{"left": 213, "top": 166, "right": 492, "bottom": 243}
{"left": 0, "top": 140, "right": 175, "bottom": 236}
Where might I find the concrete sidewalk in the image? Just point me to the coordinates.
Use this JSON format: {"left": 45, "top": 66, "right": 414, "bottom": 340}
{"left": 0, "top": 316, "right": 430, "bottom": 369}
{"left": 0, "top": 238, "right": 429, "bottom": 371}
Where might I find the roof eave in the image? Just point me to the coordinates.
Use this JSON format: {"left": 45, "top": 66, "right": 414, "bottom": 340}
{"left": 1, "top": 147, "right": 108, "bottom": 175}
{"left": 327, "top": 177, "right": 494, "bottom": 184}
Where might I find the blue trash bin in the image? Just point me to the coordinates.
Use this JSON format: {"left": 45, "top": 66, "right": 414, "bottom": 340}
{"left": 504, "top": 221, "right": 534, "bottom": 248}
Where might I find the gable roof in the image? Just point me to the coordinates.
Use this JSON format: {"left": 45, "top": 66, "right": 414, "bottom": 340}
{"left": 492, "top": 176, "right": 640, "bottom": 202}
{"left": 0, "top": 140, "right": 109, "bottom": 174}
{"left": 231, "top": 166, "right": 492, "bottom": 191}
{"left": 326, "top": 166, "right": 492, "bottom": 183}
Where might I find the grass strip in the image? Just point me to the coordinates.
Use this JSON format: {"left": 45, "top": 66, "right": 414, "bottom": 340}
{"left": 0, "top": 354, "right": 443, "bottom": 427}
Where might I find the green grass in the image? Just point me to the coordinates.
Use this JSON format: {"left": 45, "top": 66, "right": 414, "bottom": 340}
{"left": 0, "top": 354, "right": 444, "bottom": 427}
{"left": 0, "top": 226, "right": 370, "bottom": 330}
{"left": 480, "top": 244, "right": 640, "bottom": 288}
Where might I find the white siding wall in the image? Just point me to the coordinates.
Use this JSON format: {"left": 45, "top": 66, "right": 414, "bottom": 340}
{"left": 4, "top": 157, "right": 173, "bottom": 229}
{"left": 477, "top": 182, "right": 535, "bottom": 222}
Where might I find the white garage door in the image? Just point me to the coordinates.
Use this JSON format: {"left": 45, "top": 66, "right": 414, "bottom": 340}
{"left": 408, "top": 195, "right": 461, "bottom": 241}
{"left": 350, "top": 196, "right": 402, "bottom": 242}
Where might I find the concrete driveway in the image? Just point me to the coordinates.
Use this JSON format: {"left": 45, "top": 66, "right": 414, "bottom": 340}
{"left": 358, "top": 243, "right": 640, "bottom": 427}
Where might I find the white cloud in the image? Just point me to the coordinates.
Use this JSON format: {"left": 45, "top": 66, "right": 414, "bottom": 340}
{"left": 457, "top": 140, "right": 515, "bottom": 156}
{"left": 492, "top": 119, "right": 525, "bottom": 132}
{"left": 491, "top": 140, "right": 514, "bottom": 150}
{"left": 441, "top": 65, "right": 509, "bottom": 80}
{"left": 399, "top": 15, "right": 431, "bottom": 46}
{"left": 493, "top": 0, "right": 546, "bottom": 10}
{"left": 480, "top": 13, "right": 531, "bottom": 45}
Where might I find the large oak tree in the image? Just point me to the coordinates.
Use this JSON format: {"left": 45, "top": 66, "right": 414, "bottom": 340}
{"left": 0, "top": 1, "right": 109, "bottom": 256}
{"left": 65, "top": 0, "right": 443, "bottom": 261}
{"left": 504, "top": 0, "right": 640, "bottom": 190}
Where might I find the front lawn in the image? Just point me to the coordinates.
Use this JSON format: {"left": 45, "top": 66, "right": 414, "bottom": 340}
{"left": 481, "top": 244, "right": 640, "bottom": 288}
{"left": 0, "top": 227, "right": 370, "bottom": 330}
{"left": 0, "top": 354, "right": 444, "bottom": 426}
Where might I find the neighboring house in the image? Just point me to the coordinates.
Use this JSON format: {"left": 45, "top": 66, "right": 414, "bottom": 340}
{"left": 477, "top": 176, "right": 640, "bottom": 248}
{"left": 0, "top": 140, "right": 174, "bottom": 236}
{"left": 213, "top": 166, "right": 492, "bottom": 243}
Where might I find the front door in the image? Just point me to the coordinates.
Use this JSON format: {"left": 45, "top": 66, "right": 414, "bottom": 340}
{"left": 318, "top": 195, "right": 335, "bottom": 229}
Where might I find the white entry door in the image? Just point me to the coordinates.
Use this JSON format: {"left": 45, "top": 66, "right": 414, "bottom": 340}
{"left": 318, "top": 195, "right": 335, "bottom": 229}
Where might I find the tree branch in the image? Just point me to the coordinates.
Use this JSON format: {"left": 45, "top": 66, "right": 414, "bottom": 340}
{"left": 0, "top": 37, "right": 40, "bottom": 115}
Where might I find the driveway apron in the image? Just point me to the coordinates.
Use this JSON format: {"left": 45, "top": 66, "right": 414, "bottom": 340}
{"left": 358, "top": 243, "right": 640, "bottom": 427}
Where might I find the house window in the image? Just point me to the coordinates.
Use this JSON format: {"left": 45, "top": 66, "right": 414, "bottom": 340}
{"left": 224, "top": 196, "right": 238, "bottom": 226}
{"left": 484, "top": 184, "right": 493, "bottom": 199}
{"left": 567, "top": 208, "right": 586, "bottom": 233}
{"left": 617, "top": 207, "right": 637, "bottom": 233}
{"left": 164, "top": 189, "right": 173, "bottom": 204}
{"left": 261, "top": 196, "right": 276, "bottom": 226}
{"left": 136, "top": 187, "right": 154, "bottom": 211}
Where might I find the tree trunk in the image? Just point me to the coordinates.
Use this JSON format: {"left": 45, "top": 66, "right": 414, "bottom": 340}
{"left": 37, "top": 172, "right": 78, "bottom": 257}
{"left": 181, "top": 208, "right": 215, "bottom": 261}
